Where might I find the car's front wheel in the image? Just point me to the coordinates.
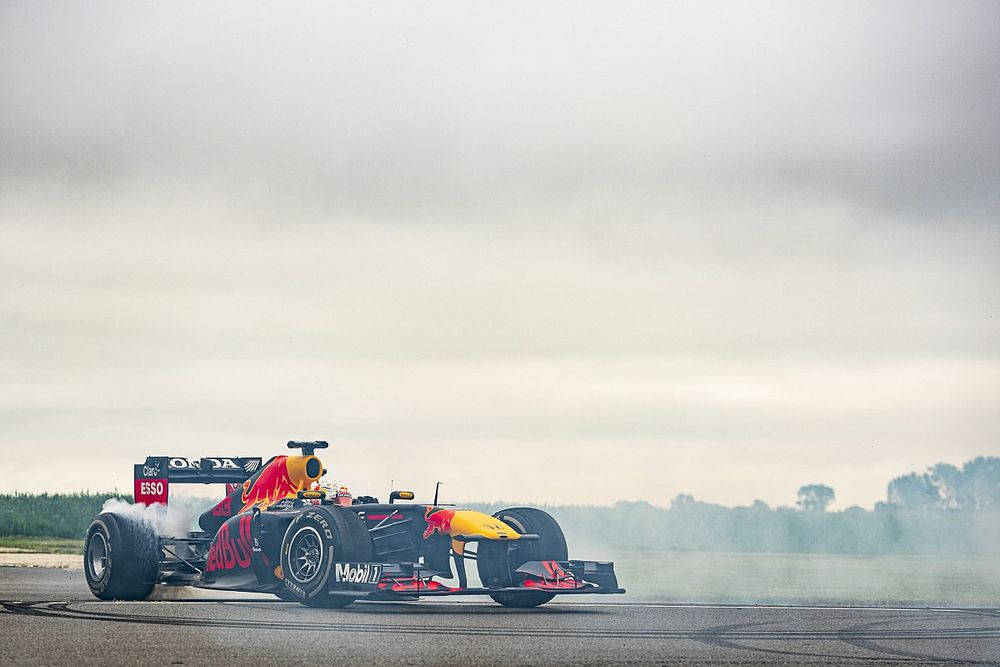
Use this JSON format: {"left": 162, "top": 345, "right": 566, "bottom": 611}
{"left": 477, "top": 507, "right": 568, "bottom": 608}
{"left": 279, "top": 506, "right": 373, "bottom": 608}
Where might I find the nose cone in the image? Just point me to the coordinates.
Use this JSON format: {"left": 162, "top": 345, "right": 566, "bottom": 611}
{"left": 448, "top": 510, "right": 520, "bottom": 540}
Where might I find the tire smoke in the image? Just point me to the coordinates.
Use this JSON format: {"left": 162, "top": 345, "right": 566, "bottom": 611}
{"left": 100, "top": 498, "right": 198, "bottom": 538}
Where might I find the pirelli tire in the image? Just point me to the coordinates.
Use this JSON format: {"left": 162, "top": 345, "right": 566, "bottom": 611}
{"left": 84, "top": 512, "right": 159, "bottom": 601}
{"left": 478, "top": 507, "right": 569, "bottom": 608}
{"left": 280, "top": 505, "right": 374, "bottom": 609}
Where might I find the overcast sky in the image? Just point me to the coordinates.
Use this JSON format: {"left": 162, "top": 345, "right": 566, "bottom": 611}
{"left": 2, "top": 1, "right": 998, "bottom": 508}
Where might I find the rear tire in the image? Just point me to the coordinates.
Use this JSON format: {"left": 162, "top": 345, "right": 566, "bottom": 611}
{"left": 279, "top": 506, "right": 374, "bottom": 609}
{"left": 478, "top": 507, "right": 568, "bottom": 608}
{"left": 84, "top": 512, "right": 158, "bottom": 600}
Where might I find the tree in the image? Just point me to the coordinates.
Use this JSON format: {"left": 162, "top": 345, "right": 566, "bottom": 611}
{"left": 796, "top": 484, "right": 835, "bottom": 512}
{"left": 928, "top": 463, "right": 965, "bottom": 509}
{"left": 887, "top": 472, "right": 939, "bottom": 510}
{"left": 885, "top": 457, "right": 1000, "bottom": 511}
{"left": 962, "top": 456, "right": 1000, "bottom": 510}
{"left": 670, "top": 493, "right": 696, "bottom": 509}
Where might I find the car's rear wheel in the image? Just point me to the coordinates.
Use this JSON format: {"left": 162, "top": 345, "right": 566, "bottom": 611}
{"left": 477, "top": 507, "right": 568, "bottom": 608}
{"left": 84, "top": 512, "right": 159, "bottom": 600}
{"left": 279, "top": 506, "right": 373, "bottom": 608}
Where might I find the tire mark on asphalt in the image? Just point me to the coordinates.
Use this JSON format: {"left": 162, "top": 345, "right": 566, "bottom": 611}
{"left": 677, "top": 613, "right": 960, "bottom": 664}
{"left": 835, "top": 616, "right": 987, "bottom": 664}
{"left": 671, "top": 619, "right": 899, "bottom": 663}
{"left": 3, "top": 601, "right": 999, "bottom": 644}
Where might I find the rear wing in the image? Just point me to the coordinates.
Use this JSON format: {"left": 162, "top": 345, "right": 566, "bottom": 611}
{"left": 134, "top": 456, "right": 264, "bottom": 505}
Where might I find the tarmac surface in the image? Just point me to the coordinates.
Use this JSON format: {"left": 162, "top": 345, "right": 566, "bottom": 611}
{"left": 2, "top": 568, "right": 999, "bottom": 665}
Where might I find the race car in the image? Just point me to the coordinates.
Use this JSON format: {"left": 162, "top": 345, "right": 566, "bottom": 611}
{"left": 84, "top": 441, "right": 624, "bottom": 608}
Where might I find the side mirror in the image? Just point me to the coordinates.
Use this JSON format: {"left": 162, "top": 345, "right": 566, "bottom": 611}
{"left": 389, "top": 490, "right": 414, "bottom": 504}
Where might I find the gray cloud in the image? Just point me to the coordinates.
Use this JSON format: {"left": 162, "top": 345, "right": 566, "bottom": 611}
{"left": 4, "top": 1, "right": 999, "bottom": 219}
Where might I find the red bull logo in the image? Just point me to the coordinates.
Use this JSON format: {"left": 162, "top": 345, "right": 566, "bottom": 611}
{"left": 206, "top": 514, "right": 253, "bottom": 572}
{"left": 422, "top": 507, "right": 456, "bottom": 538}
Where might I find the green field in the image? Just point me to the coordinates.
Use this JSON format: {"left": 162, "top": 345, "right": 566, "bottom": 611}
{"left": 0, "top": 536, "right": 85, "bottom": 554}
{"left": 601, "top": 550, "right": 1000, "bottom": 607}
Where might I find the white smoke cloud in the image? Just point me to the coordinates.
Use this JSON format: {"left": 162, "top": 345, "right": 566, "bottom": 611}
{"left": 100, "top": 498, "right": 201, "bottom": 538}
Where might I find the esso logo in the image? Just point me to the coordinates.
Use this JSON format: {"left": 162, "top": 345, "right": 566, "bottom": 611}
{"left": 140, "top": 481, "right": 164, "bottom": 496}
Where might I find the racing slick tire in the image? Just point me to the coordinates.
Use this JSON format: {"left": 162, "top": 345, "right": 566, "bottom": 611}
{"left": 478, "top": 507, "right": 568, "bottom": 608}
{"left": 84, "top": 512, "right": 158, "bottom": 601}
{"left": 280, "top": 505, "right": 374, "bottom": 608}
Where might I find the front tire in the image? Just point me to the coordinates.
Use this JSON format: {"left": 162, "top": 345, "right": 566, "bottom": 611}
{"left": 279, "top": 506, "right": 373, "bottom": 609}
{"left": 84, "top": 512, "right": 158, "bottom": 600}
{"left": 478, "top": 507, "right": 568, "bottom": 608}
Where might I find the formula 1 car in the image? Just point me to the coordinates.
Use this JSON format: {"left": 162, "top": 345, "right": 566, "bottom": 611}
{"left": 84, "top": 441, "right": 624, "bottom": 608}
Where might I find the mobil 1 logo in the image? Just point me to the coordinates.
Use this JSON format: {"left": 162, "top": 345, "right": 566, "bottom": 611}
{"left": 333, "top": 562, "right": 382, "bottom": 584}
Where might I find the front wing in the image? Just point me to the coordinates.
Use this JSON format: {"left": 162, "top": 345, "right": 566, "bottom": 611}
{"left": 325, "top": 559, "right": 624, "bottom": 598}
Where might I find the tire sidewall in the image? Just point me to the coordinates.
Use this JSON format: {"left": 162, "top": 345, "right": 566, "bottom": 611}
{"left": 84, "top": 517, "right": 116, "bottom": 598}
{"left": 496, "top": 508, "right": 568, "bottom": 567}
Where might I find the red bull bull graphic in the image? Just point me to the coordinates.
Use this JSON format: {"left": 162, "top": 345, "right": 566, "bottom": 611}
{"left": 238, "top": 455, "right": 323, "bottom": 512}
{"left": 421, "top": 508, "right": 520, "bottom": 541}
{"left": 241, "top": 456, "right": 297, "bottom": 510}
{"left": 422, "top": 507, "right": 456, "bottom": 538}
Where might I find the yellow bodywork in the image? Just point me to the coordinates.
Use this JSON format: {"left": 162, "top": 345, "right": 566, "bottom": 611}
{"left": 423, "top": 507, "right": 520, "bottom": 556}
{"left": 448, "top": 510, "right": 520, "bottom": 540}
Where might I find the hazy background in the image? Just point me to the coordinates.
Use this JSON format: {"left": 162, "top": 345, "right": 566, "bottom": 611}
{"left": 2, "top": 1, "right": 998, "bottom": 508}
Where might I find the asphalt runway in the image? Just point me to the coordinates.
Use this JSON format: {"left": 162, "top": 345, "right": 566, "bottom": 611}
{"left": 2, "top": 569, "right": 998, "bottom": 665}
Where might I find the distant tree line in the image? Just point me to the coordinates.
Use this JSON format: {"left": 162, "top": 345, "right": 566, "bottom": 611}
{"left": 470, "top": 456, "right": 1000, "bottom": 555}
{"left": 0, "top": 492, "right": 128, "bottom": 539}
{"left": 466, "top": 499, "right": 1000, "bottom": 556}
{"left": 2, "top": 457, "right": 997, "bottom": 554}
{"left": 882, "top": 456, "right": 1000, "bottom": 511}
{"left": 788, "top": 456, "right": 1000, "bottom": 513}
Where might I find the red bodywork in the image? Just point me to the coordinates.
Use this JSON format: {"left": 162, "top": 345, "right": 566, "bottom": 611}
{"left": 520, "top": 560, "right": 584, "bottom": 589}
{"left": 377, "top": 577, "right": 457, "bottom": 593}
{"left": 134, "top": 477, "right": 168, "bottom": 505}
{"left": 205, "top": 514, "right": 253, "bottom": 573}
{"left": 211, "top": 496, "right": 232, "bottom": 517}
{"left": 240, "top": 456, "right": 298, "bottom": 511}
{"left": 422, "top": 507, "right": 456, "bottom": 538}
